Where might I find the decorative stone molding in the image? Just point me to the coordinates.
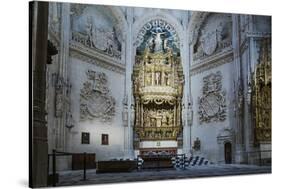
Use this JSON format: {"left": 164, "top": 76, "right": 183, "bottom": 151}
{"left": 80, "top": 70, "right": 116, "bottom": 122}
{"left": 198, "top": 71, "right": 227, "bottom": 124}
{"left": 190, "top": 48, "right": 233, "bottom": 76}
{"left": 69, "top": 42, "right": 125, "bottom": 74}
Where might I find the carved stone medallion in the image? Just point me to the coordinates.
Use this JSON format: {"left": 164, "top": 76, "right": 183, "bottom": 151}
{"left": 198, "top": 71, "right": 226, "bottom": 124}
{"left": 80, "top": 70, "right": 116, "bottom": 122}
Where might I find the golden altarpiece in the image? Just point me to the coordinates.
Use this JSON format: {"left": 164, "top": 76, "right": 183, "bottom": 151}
{"left": 132, "top": 37, "right": 184, "bottom": 154}
{"left": 252, "top": 38, "right": 271, "bottom": 144}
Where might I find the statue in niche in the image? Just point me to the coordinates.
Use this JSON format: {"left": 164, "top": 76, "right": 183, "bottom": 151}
{"left": 151, "top": 117, "right": 156, "bottom": 127}
{"left": 164, "top": 72, "right": 169, "bottom": 85}
{"left": 155, "top": 72, "right": 161, "bottom": 85}
{"left": 151, "top": 27, "right": 166, "bottom": 53}
{"left": 144, "top": 110, "right": 151, "bottom": 127}
{"left": 55, "top": 77, "right": 64, "bottom": 117}
{"left": 86, "top": 17, "right": 94, "bottom": 48}
{"left": 168, "top": 111, "right": 174, "bottom": 127}
{"left": 161, "top": 113, "right": 168, "bottom": 127}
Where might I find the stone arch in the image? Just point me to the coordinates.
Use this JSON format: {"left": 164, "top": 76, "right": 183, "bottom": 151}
{"left": 132, "top": 11, "right": 184, "bottom": 52}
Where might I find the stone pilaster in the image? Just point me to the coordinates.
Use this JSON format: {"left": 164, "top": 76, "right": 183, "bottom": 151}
{"left": 182, "top": 12, "right": 192, "bottom": 154}
{"left": 232, "top": 14, "right": 246, "bottom": 163}
{"left": 55, "top": 3, "right": 71, "bottom": 170}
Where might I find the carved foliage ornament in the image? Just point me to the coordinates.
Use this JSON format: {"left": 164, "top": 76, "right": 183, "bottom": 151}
{"left": 80, "top": 70, "right": 116, "bottom": 122}
{"left": 198, "top": 71, "right": 227, "bottom": 124}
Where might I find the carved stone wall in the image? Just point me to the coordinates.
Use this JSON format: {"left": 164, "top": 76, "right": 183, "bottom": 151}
{"left": 43, "top": 2, "right": 272, "bottom": 165}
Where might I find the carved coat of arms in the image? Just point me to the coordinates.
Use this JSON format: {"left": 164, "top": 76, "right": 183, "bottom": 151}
{"left": 200, "top": 29, "right": 217, "bottom": 56}
{"left": 198, "top": 71, "right": 226, "bottom": 124}
{"left": 80, "top": 70, "right": 116, "bottom": 122}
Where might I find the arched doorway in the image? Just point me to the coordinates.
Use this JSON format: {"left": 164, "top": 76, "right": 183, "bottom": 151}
{"left": 224, "top": 142, "right": 232, "bottom": 164}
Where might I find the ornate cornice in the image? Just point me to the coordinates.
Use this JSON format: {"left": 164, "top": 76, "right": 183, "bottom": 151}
{"left": 70, "top": 41, "right": 125, "bottom": 74}
{"left": 190, "top": 47, "right": 233, "bottom": 76}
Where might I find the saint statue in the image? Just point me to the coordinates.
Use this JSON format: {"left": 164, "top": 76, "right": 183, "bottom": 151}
{"left": 155, "top": 72, "right": 161, "bottom": 85}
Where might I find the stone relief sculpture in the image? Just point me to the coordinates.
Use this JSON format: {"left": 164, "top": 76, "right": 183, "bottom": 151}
{"left": 193, "top": 14, "right": 232, "bottom": 60}
{"left": 135, "top": 19, "right": 180, "bottom": 55}
{"left": 200, "top": 29, "right": 217, "bottom": 56}
{"left": 198, "top": 71, "right": 227, "bottom": 124}
{"left": 71, "top": 16, "right": 121, "bottom": 59}
{"left": 80, "top": 70, "right": 116, "bottom": 122}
